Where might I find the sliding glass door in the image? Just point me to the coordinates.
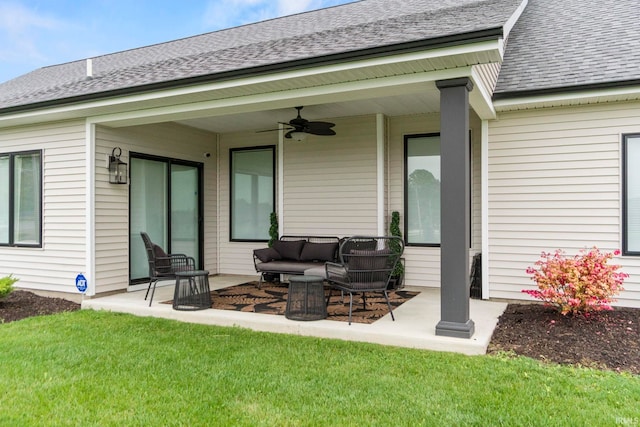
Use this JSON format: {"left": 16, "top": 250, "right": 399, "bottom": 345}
{"left": 129, "top": 155, "right": 203, "bottom": 283}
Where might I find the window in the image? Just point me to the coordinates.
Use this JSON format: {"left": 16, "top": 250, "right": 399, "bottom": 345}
{"left": 404, "top": 134, "right": 441, "bottom": 246}
{"left": 623, "top": 134, "right": 640, "bottom": 255}
{"left": 230, "top": 146, "right": 275, "bottom": 241}
{"left": 0, "top": 150, "right": 42, "bottom": 247}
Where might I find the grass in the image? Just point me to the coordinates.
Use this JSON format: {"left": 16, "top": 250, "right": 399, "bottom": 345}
{"left": 0, "top": 311, "right": 638, "bottom": 426}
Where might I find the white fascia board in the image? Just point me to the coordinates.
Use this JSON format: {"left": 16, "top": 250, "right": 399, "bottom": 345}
{"left": 494, "top": 85, "right": 640, "bottom": 111}
{"left": 470, "top": 68, "right": 497, "bottom": 120}
{"left": 1, "top": 40, "right": 501, "bottom": 128}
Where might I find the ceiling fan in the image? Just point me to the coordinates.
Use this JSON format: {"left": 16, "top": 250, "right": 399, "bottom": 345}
{"left": 258, "top": 106, "right": 336, "bottom": 141}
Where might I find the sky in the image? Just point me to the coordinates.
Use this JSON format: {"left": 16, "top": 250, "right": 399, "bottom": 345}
{"left": 0, "top": 0, "right": 356, "bottom": 84}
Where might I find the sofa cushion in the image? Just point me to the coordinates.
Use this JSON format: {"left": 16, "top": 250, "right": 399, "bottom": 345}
{"left": 300, "top": 242, "right": 338, "bottom": 262}
{"left": 272, "top": 239, "right": 306, "bottom": 260}
{"left": 303, "top": 265, "right": 329, "bottom": 278}
{"left": 253, "top": 247, "right": 282, "bottom": 263}
{"left": 255, "top": 260, "right": 322, "bottom": 274}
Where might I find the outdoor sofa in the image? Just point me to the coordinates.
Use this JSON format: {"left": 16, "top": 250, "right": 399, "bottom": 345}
{"left": 253, "top": 236, "right": 340, "bottom": 287}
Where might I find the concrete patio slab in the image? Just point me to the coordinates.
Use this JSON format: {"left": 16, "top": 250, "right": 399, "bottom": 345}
{"left": 82, "top": 274, "right": 507, "bottom": 356}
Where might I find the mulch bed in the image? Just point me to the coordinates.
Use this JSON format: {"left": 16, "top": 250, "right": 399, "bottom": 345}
{"left": 487, "top": 303, "right": 640, "bottom": 375}
{"left": 0, "top": 290, "right": 80, "bottom": 323}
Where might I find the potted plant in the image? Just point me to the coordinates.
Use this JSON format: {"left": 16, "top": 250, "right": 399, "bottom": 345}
{"left": 268, "top": 212, "right": 278, "bottom": 248}
{"left": 264, "top": 212, "right": 280, "bottom": 283}
{"left": 388, "top": 211, "right": 405, "bottom": 289}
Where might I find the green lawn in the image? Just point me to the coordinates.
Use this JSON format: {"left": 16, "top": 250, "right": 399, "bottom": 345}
{"left": 0, "top": 310, "right": 638, "bottom": 426}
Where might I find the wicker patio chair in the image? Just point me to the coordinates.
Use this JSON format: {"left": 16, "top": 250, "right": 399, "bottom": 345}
{"left": 325, "top": 236, "right": 404, "bottom": 325}
{"left": 140, "top": 232, "right": 196, "bottom": 306}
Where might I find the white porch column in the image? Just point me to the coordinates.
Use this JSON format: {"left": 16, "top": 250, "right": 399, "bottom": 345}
{"left": 376, "top": 113, "right": 386, "bottom": 235}
{"left": 481, "top": 119, "right": 490, "bottom": 299}
{"left": 84, "top": 121, "right": 96, "bottom": 296}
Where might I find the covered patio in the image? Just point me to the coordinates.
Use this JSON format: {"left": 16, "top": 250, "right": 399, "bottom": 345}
{"left": 82, "top": 275, "right": 507, "bottom": 355}
{"left": 0, "top": 0, "right": 530, "bottom": 343}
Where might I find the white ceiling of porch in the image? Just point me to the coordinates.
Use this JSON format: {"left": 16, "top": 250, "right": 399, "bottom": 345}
{"left": 176, "top": 90, "right": 441, "bottom": 134}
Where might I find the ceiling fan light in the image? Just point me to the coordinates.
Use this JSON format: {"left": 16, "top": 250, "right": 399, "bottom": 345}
{"left": 290, "top": 131, "right": 307, "bottom": 142}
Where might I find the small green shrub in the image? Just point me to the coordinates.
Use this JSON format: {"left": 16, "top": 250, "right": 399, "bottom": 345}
{"left": 0, "top": 275, "right": 18, "bottom": 299}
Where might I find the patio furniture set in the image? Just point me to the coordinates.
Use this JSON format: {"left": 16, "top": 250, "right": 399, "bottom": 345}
{"left": 141, "top": 232, "right": 404, "bottom": 324}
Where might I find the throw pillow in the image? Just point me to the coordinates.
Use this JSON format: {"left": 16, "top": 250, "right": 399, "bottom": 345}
{"left": 300, "top": 242, "right": 339, "bottom": 262}
{"left": 340, "top": 239, "right": 377, "bottom": 260}
{"left": 348, "top": 248, "right": 392, "bottom": 271}
{"left": 253, "top": 247, "right": 282, "bottom": 263}
{"left": 272, "top": 239, "right": 306, "bottom": 260}
{"left": 153, "top": 244, "right": 171, "bottom": 270}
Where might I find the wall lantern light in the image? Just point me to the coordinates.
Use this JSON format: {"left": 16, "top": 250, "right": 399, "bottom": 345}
{"left": 108, "top": 147, "right": 128, "bottom": 184}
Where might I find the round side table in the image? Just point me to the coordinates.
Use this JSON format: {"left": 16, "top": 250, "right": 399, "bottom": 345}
{"left": 173, "top": 270, "right": 211, "bottom": 311}
{"left": 286, "top": 275, "right": 327, "bottom": 321}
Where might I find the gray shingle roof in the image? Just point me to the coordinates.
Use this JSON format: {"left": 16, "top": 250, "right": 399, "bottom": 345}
{"left": 494, "top": 0, "right": 640, "bottom": 98}
{"left": 0, "top": 0, "right": 522, "bottom": 111}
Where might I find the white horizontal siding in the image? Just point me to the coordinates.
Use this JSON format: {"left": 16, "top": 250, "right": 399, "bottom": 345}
{"left": 283, "top": 115, "right": 379, "bottom": 236}
{"left": 0, "top": 120, "right": 87, "bottom": 293}
{"left": 488, "top": 101, "right": 640, "bottom": 306}
{"left": 95, "top": 122, "right": 216, "bottom": 293}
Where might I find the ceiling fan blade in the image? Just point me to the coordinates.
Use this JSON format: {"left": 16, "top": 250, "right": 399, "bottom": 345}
{"left": 256, "top": 123, "right": 294, "bottom": 133}
{"left": 307, "top": 127, "right": 336, "bottom": 136}
{"left": 306, "top": 121, "right": 335, "bottom": 129}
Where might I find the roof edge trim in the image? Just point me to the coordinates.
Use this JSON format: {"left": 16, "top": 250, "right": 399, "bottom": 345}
{"left": 0, "top": 27, "right": 504, "bottom": 117}
{"left": 502, "top": 0, "right": 529, "bottom": 39}
{"left": 493, "top": 79, "right": 640, "bottom": 101}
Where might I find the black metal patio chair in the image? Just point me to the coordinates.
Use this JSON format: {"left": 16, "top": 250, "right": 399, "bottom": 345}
{"left": 325, "top": 236, "right": 404, "bottom": 325}
{"left": 140, "top": 232, "right": 196, "bottom": 306}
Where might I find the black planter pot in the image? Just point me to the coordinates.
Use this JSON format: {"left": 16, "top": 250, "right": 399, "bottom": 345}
{"left": 387, "top": 274, "right": 404, "bottom": 290}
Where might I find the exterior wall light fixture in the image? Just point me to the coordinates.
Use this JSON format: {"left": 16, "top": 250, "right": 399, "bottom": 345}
{"left": 108, "top": 147, "right": 128, "bottom": 184}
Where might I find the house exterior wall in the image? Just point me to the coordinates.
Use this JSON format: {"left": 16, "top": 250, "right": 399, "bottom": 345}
{"left": 95, "top": 122, "right": 216, "bottom": 294}
{"left": 0, "top": 110, "right": 482, "bottom": 294}
{"left": 488, "top": 101, "right": 640, "bottom": 307}
{"left": 0, "top": 120, "right": 87, "bottom": 293}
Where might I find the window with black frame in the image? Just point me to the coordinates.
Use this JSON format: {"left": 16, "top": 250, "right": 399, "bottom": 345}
{"left": 404, "top": 134, "right": 441, "bottom": 246}
{"left": 0, "top": 150, "right": 42, "bottom": 247}
{"left": 230, "top": 146, "right": 275, "bottom": 242}
{"left": 623, "top": 133, "right": 640, "bottom": 255}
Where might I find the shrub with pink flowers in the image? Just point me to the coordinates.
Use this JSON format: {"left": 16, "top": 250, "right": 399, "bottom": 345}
{"left": 523, "top": 247, "right": 628, "bottom": 316}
